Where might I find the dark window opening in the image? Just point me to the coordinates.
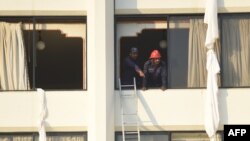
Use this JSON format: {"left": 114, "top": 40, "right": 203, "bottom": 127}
{"left": 35, "top": 30, "right": 83, "bottom": 89}
{"left": 21, "top": 17, "right": 87, "bottom": 90}
{"left": 116, "top": 17, "right": 201, "bottom": 89}
{"left": 120, "top": 29, "right": 167, "bottom": 89}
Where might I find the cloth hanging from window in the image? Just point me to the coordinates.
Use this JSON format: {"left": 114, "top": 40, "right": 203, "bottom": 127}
{"left": 204, "top": 0, "right": 220, "bottom": 141}
{"left": 0, "top": 22, "right": 30, "bottom": 90}
{"left": 37, "top": 88, "right": 47, "bottom": 141}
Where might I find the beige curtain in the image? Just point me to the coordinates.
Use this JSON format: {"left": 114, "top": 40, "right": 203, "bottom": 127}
{"left": 171, "top": 133, "right": 222, "bottom": 141}
{"left": 46, "top": 136, "right": 85, "bottom": 141}
{"left": 222, "top": 18, "right": 250, "bottom": 87}
{"left": 0, "top": 135, "right": 86, "bottom": 141}
{"left": 0, "top": 136, "right": 33, "bottom": 141}
{"left": 0, "top": 22, "right": 30, "bottom": 90}
{"left": 188, "top": 19, "right": 220, "bottom": 87}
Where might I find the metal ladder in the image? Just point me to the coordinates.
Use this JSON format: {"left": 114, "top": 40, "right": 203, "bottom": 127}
{"left": 119, "top": 77, "right": 141, "bottom": 141}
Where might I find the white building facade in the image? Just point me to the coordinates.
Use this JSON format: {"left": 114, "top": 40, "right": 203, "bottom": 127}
{"left": 1, "top": 0, "right": 250, "bottom": 141}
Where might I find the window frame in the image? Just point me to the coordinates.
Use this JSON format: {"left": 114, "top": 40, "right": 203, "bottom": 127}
{"left": 0, "top": 132, "right": 87, "bottom": 141}
{"left": 114, "top": 15, "right": 169, "bottom": 90}
{"left": 219, "top": 14, "right": 250, "bottom": 88}
{"left": 114, "top": 15, "right": 205, "bottom": 89}
{"left": 0, "top": 16, "right": 87, "bottom": 91}
{"left": 115, "top": 13, "right": 250, "bottom": 89}
{"left": 115, "top": 131, "right": 170, "bottom": 141}
{"left": 170, "top": 131, "right": 224, "bottom": 141}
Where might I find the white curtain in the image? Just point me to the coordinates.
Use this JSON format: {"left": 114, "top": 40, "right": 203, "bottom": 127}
{"left": 204, "top": 0, "right": 220, "bottom": 141}
{"left": 222, "top": 18, "right": 250, "bottom": 87}
{"left": 188, "top": 19, "right": 220, "bottom": 87}
{"left": 0, "top": 22, "right": 30, "bottom": 90}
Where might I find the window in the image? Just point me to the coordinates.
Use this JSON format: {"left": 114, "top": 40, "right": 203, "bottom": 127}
{"left": 115, "top": 132, "right": 169, "bottom": 141}
{"left": 36, "top": 132, "right": 87, "bottom": 141}
{"left": 0, "top": 17, "right": 87, "bottom": 90}
{"left": 171, "top": 132, "right": 223, "bottom": 141}
{"left": 167, "top": 17, "right": 189, "bottom": 88}
{"left": 116, "top": 16, "right": 223, "bottom": 89}
{"left": 0, "top": 134, "right": 33, "bottom": 141}
{"left": 115, "top": 132, "right": 224, "bottom": 141}
{"left": 221, "top": 15, "right": 250, "bottom": 87}
{"left": 169, "top": 17, "right": 221, "bottom": 88}
{"left": 0, "top": 132, "right": 87, "bottom": 141}
{"left": 116, "top": 18, "right": 167, "bottom": 89}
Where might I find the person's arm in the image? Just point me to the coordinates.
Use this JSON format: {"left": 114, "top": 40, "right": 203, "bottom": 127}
{"left": 125, "top": 57, "right": 144, "bottom": 77}
{"left": 161, "top": 62, "right": 167, "bottom": 90}
{"left": 142, "top": 61, "right": 149, "bottom": 90}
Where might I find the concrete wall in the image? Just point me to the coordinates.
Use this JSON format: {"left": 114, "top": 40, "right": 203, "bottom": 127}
{"left": 1, "top": 0, "right": 250, "bottom": 16}
{"left": 0, "top": 0, "right": 250, "bottom": 135}
{"left": 0, "top": 91, "right": 88, "bottom": 132}
{"left": 115, "top": 0, "right": 250, "bottom": 14}
{"left": 116, "top": 89, "right": 250, "bottom": 131}
{"left": 1, "top": 89, "right": 250, "bottom": 132}
{"left": 0, "top": 0, "right": 86, "bottom": 15}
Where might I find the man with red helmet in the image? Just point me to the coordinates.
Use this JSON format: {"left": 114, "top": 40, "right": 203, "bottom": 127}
{"left": 142, "top": 50, "right": 167, "bottom": 91}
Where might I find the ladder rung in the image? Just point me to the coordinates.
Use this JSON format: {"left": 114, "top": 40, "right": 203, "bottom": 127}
{"left": 122, "top": 113, "right": 137, "bottom": 116}
{"left": 119, "top": 78, "right": 140, "bottom": 141}
{"left": 123, "top": 122, "right": 138, "bottom": 125}
{"left": 120, "top": 85, "right": 134, "bottom": 87}
{"left": 121, "top": 94, "right": 135, "bottom": 97}
{"left": 125, "top": 131, "right": 139, "bottom": 135}
{"left": 124, "top": 137, "right": 138, "bottom": 140}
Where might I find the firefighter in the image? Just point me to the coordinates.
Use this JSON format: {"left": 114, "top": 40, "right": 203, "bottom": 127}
{"left": 142, "top": 50, "right": 167, "bottom": 91}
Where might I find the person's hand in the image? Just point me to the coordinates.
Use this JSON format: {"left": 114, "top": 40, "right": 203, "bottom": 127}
{"left": 161, "top": 86, "right": 167, "bottom": 91}
{"left": 138, "top": 71, "right": 145, "bottom": 77}
{"left": 142, "top": 87, "right": 147, "bottom": 91}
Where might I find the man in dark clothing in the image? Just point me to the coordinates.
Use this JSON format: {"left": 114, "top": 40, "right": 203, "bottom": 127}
{"left": 142, "top": 50, "right": 167, "bottom": 91}
{"left": 122, "top": 47, "right": 144, "bottom": 85}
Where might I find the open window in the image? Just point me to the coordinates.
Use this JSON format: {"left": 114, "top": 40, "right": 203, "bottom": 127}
{"left": 116, "top": 18, "right": 167, "bottom": 89}
{"left": 0, "top": 17, "right": 87, "bottom": 90}
{"left": 115, "top": 16, "right": 221, "bottom": 89}
{"left": 25, "top": 18, "right": 87, "bottom": 90}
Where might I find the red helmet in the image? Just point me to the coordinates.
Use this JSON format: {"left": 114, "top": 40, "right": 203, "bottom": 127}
{"left": 149, "top": 50, "right": 161, "bottom": 59}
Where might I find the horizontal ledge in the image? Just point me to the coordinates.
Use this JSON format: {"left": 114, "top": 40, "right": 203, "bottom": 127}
{"left": 0, "top": 125, "right": 224, "bottom": 132}
{"left": 115, "top": 124, "right": 224, "bottom": 131}
{"left": 0, "top": 126, "right": 88, "bottom": 132}
{"left": 115, "top": 7, "right": 250, "bottom": 15}
{"left": 0, "top": 10, "right": 87, "bottom": 16}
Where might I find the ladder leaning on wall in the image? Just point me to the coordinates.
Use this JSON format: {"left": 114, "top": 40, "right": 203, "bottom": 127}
{"left": 118, "top": 77, "right": 141, "bottom": 141}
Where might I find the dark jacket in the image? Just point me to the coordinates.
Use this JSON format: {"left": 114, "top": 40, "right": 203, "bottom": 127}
{"left": 122, "top": 56, "right": 141, "bottom": 85}
{"left": 142, "top": 60, "right": 167, "bottom": 88}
